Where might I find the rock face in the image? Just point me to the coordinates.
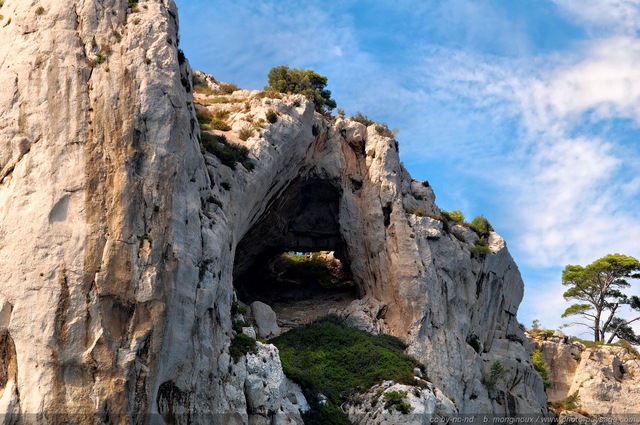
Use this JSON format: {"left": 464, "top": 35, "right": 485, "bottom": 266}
{"left": 345, "top": 380, "right": 457, "bottom": 425}
{"left": 0, "top": 0, "right": 547, "bottom": 422}
{"left": 534, "top": 335, "right": 640, "bottom": 416}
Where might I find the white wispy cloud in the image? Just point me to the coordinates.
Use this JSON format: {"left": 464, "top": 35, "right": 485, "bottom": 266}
{"left": 552, "top": 0, "right": 640, "bottom": 35}
{"left": 411, "top": 34, "right": 640, "bottom": 268}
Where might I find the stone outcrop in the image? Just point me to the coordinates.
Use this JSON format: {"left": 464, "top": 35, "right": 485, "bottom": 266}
{"left": 533, "top": 334, "right": 640, "bottom": 416}
{"left": 0, "top": 0, "right": 547, "bottom": 422}
{"left": 345, "top": 380, "right": 457, "bottom": 425}
{"left": 250, "top": 301, "right": 281, "bottom": 339}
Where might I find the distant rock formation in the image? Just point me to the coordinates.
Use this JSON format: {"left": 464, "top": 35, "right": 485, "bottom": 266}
{"left": 532, "top": 333, "right": 640, "bottom": 417}
{"left": 0, "top": 0, "right": 547, "bottom": 422}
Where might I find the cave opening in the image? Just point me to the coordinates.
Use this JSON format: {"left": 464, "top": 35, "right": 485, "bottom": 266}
{"left": 233, "top": 178, "right": 360, "bottom": 330}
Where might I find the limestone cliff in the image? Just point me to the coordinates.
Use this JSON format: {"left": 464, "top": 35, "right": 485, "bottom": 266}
{"left": 0, "top": 0, "right": 547, "bottom": 422}
{"left": 533, "top": 334, "right": 640, "bottom": 417}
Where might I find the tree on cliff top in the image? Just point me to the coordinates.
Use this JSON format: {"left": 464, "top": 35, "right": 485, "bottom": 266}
{"left": 266, "top": 65, "right": 337, "bottom": 114}
{"left": 561, "top": 253, "right": 640, "bottom": 343}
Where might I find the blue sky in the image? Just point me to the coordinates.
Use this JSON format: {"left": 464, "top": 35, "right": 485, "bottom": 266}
{"left": 175, "top": 0, "right": 640, "bottom": 337}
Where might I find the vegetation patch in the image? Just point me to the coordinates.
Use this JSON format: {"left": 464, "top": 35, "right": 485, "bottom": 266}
{"left": 237, "top": 125, "right": 255, "bottom": 141}
{"left": 217, "top": 83, "right": 239, "bottom": 94}
{"left": 229, "top": 333, "right": 258, "bottom": 363}
{"left": 383, "top": 390, "right": 411, "bottom": 414}
{"left": 200, "top": 132, "right": 253, "bottom": 171}
{"left": 351, "top": 112, "right": 375, "bottom": 127}
{"left": 470, "top": 216, "right": 494, "bottom": 238}
{"left": 443, "top": 210, "right": 464, "bottom": 223}
{"left": 375, "top": 123, "right": 398, "bottom": 139}
{"left": 266, "top": 65, "right": 336, "bottom": 114}
{"left": 209, "top": 119, "right": 231, "bottom": 131}
{"left": 550, "top": 391, "right": 580, "bottom": 412}
{"left": 274, "top": 253, "right": 340, "bottom": 288}
{"left": 573, "top": 337, "right": 640, "bottom": 359}
{"left": 192, "top": 74, "right": 214, "bottom": 95}
{"left": 265, "top": 109, "right": 278, "bottom": 123}
{"left": 482, "top": 360, "right": 509, "bottom": 392}
{"left": 301, "top": 403, "right": 351, "bottom": 425}
{"left": 406, "top": 208, "right": 426, "bottom": 217}
{"left": 271, "top": 315, "right": 421, "bottom": 421}
{"left": 531, "top": 350, "right": 551, "bottom": 389}
{"left": 471, "top": 244, "right": 491, "bottom": 259}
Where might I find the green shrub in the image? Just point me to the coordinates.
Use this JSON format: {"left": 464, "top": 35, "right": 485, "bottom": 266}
{"left": 375, "top": 124, "right": 394, "bottom": 138}
{"left": 232, "top": 320, "right": 248, "bottom": 334}
{"left": 237, "top": 125, "right": 255, "bottom": 141}
{"left": 93, "top": 53, "right": 107, "bottom": 65}
{"left": 532, "top": 350, "right": 551, "bottom": 389}
{"left": 551, "top": 391, "right": 580, "bottom": 411}
{"left": 301, "top": 402, "right": 351, "bottom": 425}
{"left": 196, "top": 110, "right": 211, "bottom": 126}
{"left": 443, "top": 210, "right": 464, "bottom": 223}
{"left": 200, "top": 132, "right": 253, "bottom": 171}
{"left": 265, "top": 109, "right": 278, "bottom": 123}
{"left": 573, "top": 338, "right": 604, "bottom": 348}
{"left": 214, "top": 110, "right": 230, "bottom": 119}
{"left": 193, "top": 75, "right": 214, "bottom": 95}
{"left": 539, "top": 330, "right": 555, "bottom": 338}
{"left": 351, "top": 112, "right": 374, "bottom": 126}
{"left": 229, "top": 334, "right": 258, "bottom": 363}
{"left": 471, "top": 216, "right": 494, "bottom": 237}
{"left": 483, "top": 360, "right": 509, "bottom": 391}
{"left": 274, "top": 253, "right": 335, "bottom": 288}
{"left": 231, "top": 300, "right": 247, "bottom": 316}
{"left": 613, "top": 339, "right": 640, "bottom": 358}
{"left": 271, "top": 315, "right": 420, "bottom": 407}
{"left": 422, "top": 181, "right": 430, "bottom": 187}
{"left": 471, "top": 244, "right": 491, "bottom": 259}
{"left": 209, "top": 119, "right": 231, "bottom": 131}
{"left": 35, "top": 6, "right": 45, "bottom": 15}
{"left": 406, "top": 208, "right": 426, "bottom": 217}
{"left": 384, "top": 390, "right": 411, "bottom": 414}
{"left": 477, "top": 235, "right": 489, "bottom": 245}
{"left": 218, "top": 83, "right": 239, "bottom": 94}
{"left": 266, "top": 65, "right": 336, "bottom": 113}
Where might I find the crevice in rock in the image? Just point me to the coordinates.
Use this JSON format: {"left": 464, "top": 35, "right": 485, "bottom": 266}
{"left": 382, "top": 202, "right": 392, "bottom": 227}
{"left": 0, "top": 329, "right": 17, "bottom": 392}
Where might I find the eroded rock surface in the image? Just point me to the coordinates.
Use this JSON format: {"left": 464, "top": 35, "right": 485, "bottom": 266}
{"left": 0, "top": 0, "right": 547, "bottom": 421}
{"left": 534, "top": 335, "right": 640, "bottom": 416}
{"left": 345, "top": 380, "right": 457, "bottom": 425}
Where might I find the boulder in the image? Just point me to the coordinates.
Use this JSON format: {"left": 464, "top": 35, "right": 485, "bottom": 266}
{"left": 251, "top": 301, "right": 282, "bottom": 339}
